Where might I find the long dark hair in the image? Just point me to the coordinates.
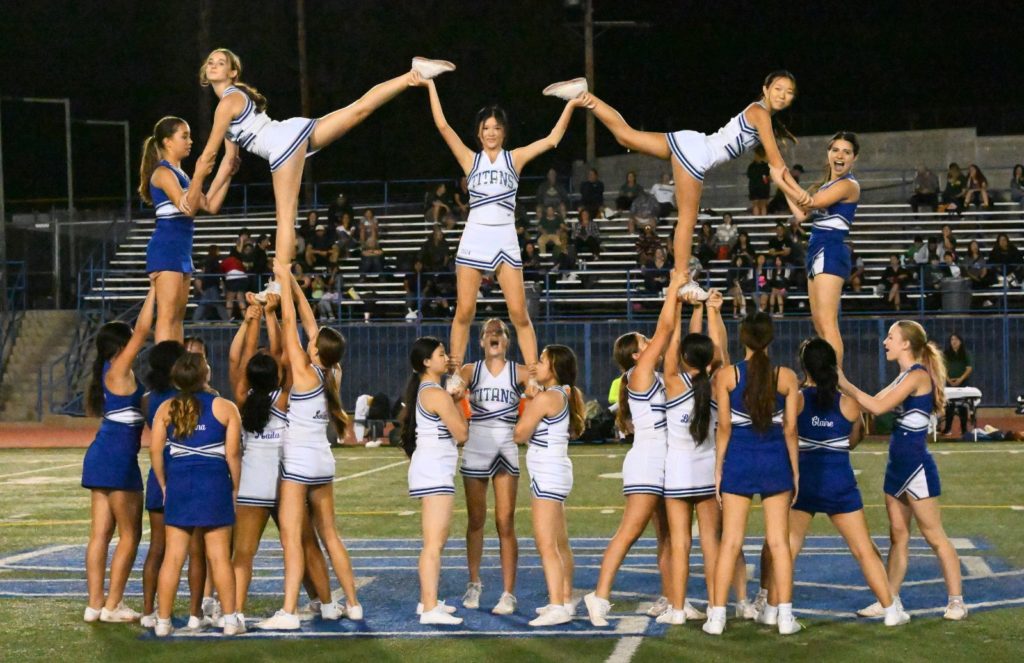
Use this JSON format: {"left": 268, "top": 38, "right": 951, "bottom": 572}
{"left": 399, "top": 337, "right": 444, "bottom": 458}
{"left": 543, "top": 345, "right": 586, "bottom": 439}
{"left": 760, "top": 70, "right": 797, "bottom": 143}
{"left": 739, "top": 312, "right": 776, "bottom": 432}
{"left": 168, "top": 353, "right": 208, "bottom": 439}
{"left": 241, "top": 353, "right": 279, "bottom": 434}
{"left": 944, "top": 332, "right": 967, "bottom": 362}
{"left": 613, "top": 332, "right": 641, "bottom": 434}
{"left": 86, "top": 322, "right": 133, "bottom": 417}
{"left": 681, "top": 333, "right": 714, "bottom": 444}
{"left": 820, "top": 131, "right": 860, "bottom": 186}
{"left": 147, "top": 340, "right": 186, "bottom": 392}
{"left": 316, "top": 327, "right": 348, "bottom": 436}
{"left": 799, "top": 338, "right": 839, "bottom": 410}
{"left": 473, "top": 105, "right": 509, "bottom": 148}
{"left": 138, "top": 116, "right": 187, "bottom": 205}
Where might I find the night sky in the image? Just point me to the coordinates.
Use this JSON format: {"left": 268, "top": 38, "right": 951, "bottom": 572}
{"left": 2, "top": 0, "right": 1023, "bottom": 209}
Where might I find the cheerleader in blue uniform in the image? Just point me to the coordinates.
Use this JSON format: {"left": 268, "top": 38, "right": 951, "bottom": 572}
{"left": 139, "top": 116, "right": 238, "bottom": 343}
{"left": 140, "top": 340, "right": 210, "bottom": 630}
{"left": 150, "top": 352, "right": 243, "bottom": 637}
{"left": 415, "top": 75, "right": 585, "bottom": 390}
{"left": 839, "top": 321, "right": 967, "bottom": 621}
{"left": 80, "top": 287, "right": 156, "bottom": 624}
{"left": 584, "top": 270, "right": 687, "bottom": 627}
{"left": 772, "top": 132, "right": 861, "bottom": 362}
{"left": 398, "top": 337, "right": 469, "bottom": 625}
{"left": 195, "top": 48, "right": 454, "bottom": 267}
{"left": 550, "top": 72, "right": 796, "bottom": 296}
{"left": 514, "top": 345, "right": 586, "bottom": 627}
{"left": 705, "top": 313, "right": 802, "bottom": 636}
{"left": 759, "top": 338, "right": 909, "bottom": 627}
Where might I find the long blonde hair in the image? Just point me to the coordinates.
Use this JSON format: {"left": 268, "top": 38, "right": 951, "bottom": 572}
{"left": 895, "top": 320, "right": 947, "bottom": 413}
{"left": 200, "top": 48, "right": 268, "bottom": 113}
{"left": 168, "top": 353, "right": 208, "bottom": 439}
{"left": 138, "top": 116, "right": 187, "bottom": 205}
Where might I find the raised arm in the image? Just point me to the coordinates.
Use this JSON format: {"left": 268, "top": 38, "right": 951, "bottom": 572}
{"left": 108, "top": 285, "right": 157, "bottom": 378}
{"left": 418, "top": 79, "right": 475, "bottom": 173}
{"left": 273, "top": 260, "right": 315, "bottom": 387}
{"left": 199, "top": 140, "right": 240, "bottom": 214}
{"left": 264, "top": 293, "right": 284, "bottom": 365}
{"left": 630, "top": 270, "right": 686, "bottom": 392}
{"left": 510, "top": 98, "right": 583, "bottom": 172}
{"left": 230, "top": 304, "right": 263, "bottom": 403}
{"left": 705, "top": 290, "right": 730, "bottom": 367}
{"left": 190, "top": 94, "right": 244, "bottom": 208}
{"left": 288, "top": 271, "right": 319, "bottom": 341}
{"left": 663, "top": 302, "right": 685, "bottom": 389}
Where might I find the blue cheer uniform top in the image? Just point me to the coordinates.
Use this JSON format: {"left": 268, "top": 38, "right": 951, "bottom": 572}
{"left": 884, "top": 364, "right": 941, "bottom": 500}
{"left": 163, "top": 392, "right": 234, "bottom": 528}
{"left": 792, "top": 387, "right": 863, "bottom": 515}
{"left": 144, "top": 388, "right": 178, "bottom": 512}
{"left": 720, "top": 361, "right": 794, "bottom": 496}
{"left": 81, "top": 363, "right": 145, "bottom": 491}
{"left": 146, "top": 160, "right": 196, "bottom": 274}
{"left": 806, "top": 173, "right": 858, "bottom": 279}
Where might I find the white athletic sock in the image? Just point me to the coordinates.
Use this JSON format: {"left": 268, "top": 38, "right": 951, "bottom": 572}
{"left": 884, "top": 601, "right": 900, "bottom": 616}
{"left": 777, "top": 602, "right": 793, "bottom": 618}
{"left": 948, "top": 594, "right": 963, "bottom": 603}
{"left": 709, "top": 606, "right": 727, "bottom": 620}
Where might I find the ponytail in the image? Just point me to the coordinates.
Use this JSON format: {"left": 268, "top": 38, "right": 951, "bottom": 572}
{"left": 232, "top": 82, "right": 268, "bottom": 113}
{"left": 542, "top": 344, "right": 584, "bottom": 438}
{"left": 740, "top": 312, "right": 776, "bottom": 432}
{"left": 612, "top": 332, "right": 641, "bottom": 435}
{"left": 399, "top": 337, "right": 445, "bottom": 459}
{"left": 920, "top": 341, "right": 947, "bottom": 414}
{"left": 568, "top": 386, "right": 586, "bottom": 440}
{"left": 615, "top": 375, "right": 633, "bottom": 435}
{"left": 168, "top": 353, "right": 207, "bottom": 439}
{"left": 86, "top": 322, "right": 133, "bottom": 417}
{"left": 138, "top": 116, "right": 187, "bottom": 205}
{"left": 799, "top": 338, "right": 839, "bottom": 410}
{"left": 322, "top": 366, "right": 349, "bottom": 437}
{"left": 240, "top": 353, "right": 278, "bottom": 434}
{"left": 681, "top": 333, "right": 715, "bottom": 445}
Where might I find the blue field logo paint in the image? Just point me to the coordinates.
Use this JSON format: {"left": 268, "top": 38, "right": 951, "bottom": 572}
{"left": 1, "top": 536, "right": 1021, "bottom": 639}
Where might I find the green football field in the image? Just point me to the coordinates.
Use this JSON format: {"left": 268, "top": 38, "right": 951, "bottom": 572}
{"left": 1, "top": 441, "right": 1022, "bottom": 662}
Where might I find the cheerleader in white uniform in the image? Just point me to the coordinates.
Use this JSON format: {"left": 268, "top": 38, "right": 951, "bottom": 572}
{"left": 584, "top": 270, "right": 687, "bottom": 627}
{"left": 544, "top": 72, "right": 796, "bottom": 296}
{"left": 227, "top": 299, "right": 333, "bottom": 621}
{"left": 398, "top": 337, "right": 470, "bottom": 625}
{"left": 256, "top": 261, "right": 360, "bottom": 630}
{"left": 513, "top": 345, "right": 586, "bottom": 627}
{"left": 195, "top": 48, "right": 455, "bottom": 265}
{"left": 415, "top": 75, "right": 585, "bottom": 387}
{"left": 457, "top": 319, "right": 528, "bottom": 615}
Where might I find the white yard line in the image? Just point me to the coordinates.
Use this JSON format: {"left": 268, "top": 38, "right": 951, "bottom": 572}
{"left": 0, "top": 462, "right": 80, "bottom": 481}
{"left": 605, "top": 617, "right": 649, "bottom": 663}
{"left": 333, "top": 460, "right": 408, "bottom": 484}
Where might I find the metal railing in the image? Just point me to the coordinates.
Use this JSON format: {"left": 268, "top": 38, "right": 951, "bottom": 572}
{"left": 1, "top": 261, "right": 28, "bottom": 374}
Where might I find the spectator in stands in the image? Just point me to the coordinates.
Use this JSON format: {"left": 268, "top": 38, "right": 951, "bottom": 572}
{"left": 570, "top": 207, "right": 602, "bottom": 262}
{"left": 635, "top": 223, "right": 664, "bottom": 265}
{"left": 317, "top": 272, "right": 344, "bottom": 321}
{"left": 904, "top": 235, "right": 927, "bottom": 273}
{"left": 766, "top": 222, "right": 793, "bottom": 262}
{"left": 989, "top": 233, "right": 1024, "bottom": 285}
{"left": 419, "top": 223, "right": 452, "bottom": 274}
{"left": 453, "top": 175, "right": 471, "bottom": 219}
{"left": 327, "top": 193, "right": 354, "bottom": 227}
{"left": 939, "top": 251, "right": 962, "bottom": 281}
{"left": 579, "top": 168, "right": 605, "bottom": 219}
{"left": 250, "top": 234, "right": 272, "bottom": 284}
{"left": 649, "top": 173, "right": 676, "bottom": 220}
{"left": 335, "top": 211, "right": 356, "bottom": 260}
{"left": 938, "top": 234, "right": 958, "bottom": 262}
{"left": 536, "top": 205, "right": 568, "bottom": 256}
{"left": 192, "top": 245, "right": 228, "bottom": 321}
{"left": 291, "top": 262, "right": 313, "bottom": 299}
{"left": 909, "top": 165, "right": 940, "bottom": 214}
{"left": 848, "top": 241, "right": 865, "bottom": 290}
{"left": 404, "top": 260, "right": 450, "bottom": 319}
{"left": 535, "top": 168, "right": 569, "bottom": 220}
{"left": 514, "top": 201, "right": 531, "bottom": 249}
{"left": 963, "top": 240, "right": 997, "bottom": 299}
{"left": 727, "top": 252, "right": 753, "bottom": 318}
{"left": 941, "top": 333, "right": 974, "bottom": 437}
{"left": 220, "top": 249, "right": 248, "bottom": 319}
{"left": 881, "top": 253, "right": 912, "bottom": 311}
{"left": 730, "top": 230, "right": 755, "bottom": 265}
{"left": 628, "top": 190, "right": 659, "bottom": 234}
{"left": 642, "top": 246, "right": 673, "bottom": 294}
{"left": 359, "top": 208, "right": 380, "bottom": 246}
{"left": 747, "top": 145, "right": 771, "bottom": 216}
{"left": 785, "top": 215, "right": 808, "bottom": 269}
{"left": 695, "top": 220, "right": 719, "bottom": 266}
{"left": 425, "top": 182, "right": 453, "bottom": 224}
{"left": 521, "top": 241, "right": 545, "bottom": 286}
{"left": 963, "top": 164, "right": 991, "bottom": 209}
{"left": 359, "top": 235, "right": 385, "bottom": 279}
{"left": 1009, "top": 164, "right": 1024, "bottom": 207}
{"left": 305, "top": 224, "right": 339, "bottom": 272}
{"left": 942, "top": 163, "right": 967, "bottom": 212}
{"left": 616, "top": 171, "right": 642, "bottom": 211}
{"left": 768, "top": 164, "right": 803, "bottom": 213}
{"left": 715, "top": 212, "right": 738, "bottom": 257}
{"left": 764, "top": 255, "right": 791, "bottom": 317}
{"left": 297, "top": 213, "right": 318, "bottom": 255}
{"left": 752, "top": 253, "right": 769, "bottom": 306}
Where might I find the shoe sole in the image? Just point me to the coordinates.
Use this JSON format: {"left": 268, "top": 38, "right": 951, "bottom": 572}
{"left": 542, "top": 78, "right": 588, "bottom": 98}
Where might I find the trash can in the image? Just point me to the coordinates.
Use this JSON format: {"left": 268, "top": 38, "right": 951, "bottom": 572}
{"left": 940, "top": 278, "right": 971, "bottom": 312}
{"left": 523, "top": 282, "right": 541, "bottom": 320}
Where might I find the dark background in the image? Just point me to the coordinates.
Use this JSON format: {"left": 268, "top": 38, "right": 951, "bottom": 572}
{"left": 2, "top": 0, "right": 1023, "bottom": 209}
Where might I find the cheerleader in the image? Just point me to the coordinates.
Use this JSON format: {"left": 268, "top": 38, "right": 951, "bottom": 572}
{"left": 513, "top": 345, "right": 586, "bottom": 626}
{"left": 758, "top": 338, "right": 909, "bottom": 627}
{"left": 138, "top": 116, "right": 238, "bottom": 343}
{"left": 839, "top": 321, "right": 967, "bottom": 620}
{"left": 398, "top": 337, "right": 470, "bottom": 625}
{"left": 195, "top": 48, "right": 454, "bottom": 265}
{"left": 140, "top": 340, "right": 211, "bottom": 631}
{"left": 457, "top": 319, "right": 528, "bottom": 615}
{"left": 256, "top": 260, "right": 360, "bottom": 629}
{"left": 227, "top": 299, "right": 333, "bottom": 621}
{"left": 771, "top": 132, "right": 860, "bottom": 362}
{"left": 415, "top": 75, "right": 585, "bottom": 390}
{"left": 584, "top": 270, "right": 687, "bottom": 627}
{"left": 80, "top": 286, "right": 155, "bottom": 623}
{"left": 546, "top": 72, "right": 796, "bottom": 295}
{"left": 704, "top": 312, "right": 801, "bottom": 636}
{"left": 150, "top": 352, "right": 242, "bottom": 637}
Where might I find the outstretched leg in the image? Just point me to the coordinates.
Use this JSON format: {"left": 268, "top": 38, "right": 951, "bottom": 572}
{"left": 309, "top": 71, "right": 419, "bottom": 150}
{"left": 581, "top": 93, "right": 671, "bottom": 159}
